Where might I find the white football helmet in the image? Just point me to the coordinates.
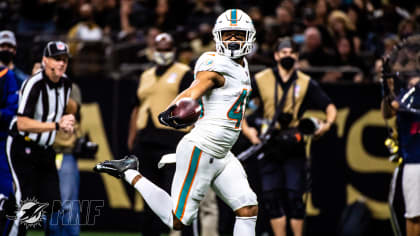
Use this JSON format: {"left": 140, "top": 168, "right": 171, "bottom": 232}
{"left": 212, "top": 9, "right": 256, "bottom": 59}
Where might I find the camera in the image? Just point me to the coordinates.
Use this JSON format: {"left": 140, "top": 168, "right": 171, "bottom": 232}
{"left": 73, "top": 134, "right": 98, "bottom": 158}
{"left": 298, "top": 117, "right": 320, "bottom": 135}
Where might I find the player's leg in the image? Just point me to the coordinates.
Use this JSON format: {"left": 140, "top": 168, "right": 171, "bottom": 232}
{"left": 406, "top": 217, "right": 420, "bottom": 236}
{"left": 95, "top": 155, "right": 178, "bottom": 229}
{"left": 212, "top": 153, "right": 258, "bottom": 236}
{"left": 170, "top": 139, "right": 214, "bottom": 228}
{"left": 94, "top": 138, "right": 212, "bottom": 231}
{"left": 402, "top": 163, "right": 420, "bottom": 236}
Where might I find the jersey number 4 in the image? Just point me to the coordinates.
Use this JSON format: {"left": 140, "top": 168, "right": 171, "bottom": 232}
{"left": 227, "top": 89, "right": 251, "bottom": 129}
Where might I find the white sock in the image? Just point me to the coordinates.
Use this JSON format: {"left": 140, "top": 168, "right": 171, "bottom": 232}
{"left": 124, "top": 169, "right": 174, "bottom": 229}
{"left": 233, "top": 216, "right": 257, "bottom": 236}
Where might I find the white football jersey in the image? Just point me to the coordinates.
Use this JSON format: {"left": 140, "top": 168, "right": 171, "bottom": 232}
{"left": 184, "top": 52, "right": 252, "bottom": 158}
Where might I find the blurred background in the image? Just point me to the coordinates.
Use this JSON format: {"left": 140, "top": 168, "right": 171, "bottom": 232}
{"left": 2, "top": 0, "right": 420, "bottom": 235}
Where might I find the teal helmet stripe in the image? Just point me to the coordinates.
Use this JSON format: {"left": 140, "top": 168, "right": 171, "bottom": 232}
{"left": 231, "top": 9, "right": 237, "bottom": 24}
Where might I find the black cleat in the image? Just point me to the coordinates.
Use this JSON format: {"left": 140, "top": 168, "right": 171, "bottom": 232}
{"left": 93, "top": 155, "right": 139, "bottom": 179}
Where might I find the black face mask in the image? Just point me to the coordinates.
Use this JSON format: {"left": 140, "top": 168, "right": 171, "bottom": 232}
{"left": 280, "top": 56, "right": 295, "bottom": 70}
{"left": 0, "top": 51, "right": 14, "bottom": 65}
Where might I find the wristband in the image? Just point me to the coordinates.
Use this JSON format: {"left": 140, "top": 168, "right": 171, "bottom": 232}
{"left": 55, "top": 122, "right": 60, "bottom": 130}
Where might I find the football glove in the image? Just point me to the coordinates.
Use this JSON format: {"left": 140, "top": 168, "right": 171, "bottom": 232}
{"left": 158, "top": 105, "right": 190, "bottom": 129}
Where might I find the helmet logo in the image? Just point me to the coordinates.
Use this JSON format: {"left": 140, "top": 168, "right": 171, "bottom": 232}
{"left": 230, "top": 9, "right": 237, "bottom": 26}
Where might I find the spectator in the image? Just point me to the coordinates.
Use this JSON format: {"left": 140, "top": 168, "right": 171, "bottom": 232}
{"left": 17, "top": 0, "right": 57, "bottom": 35}
{"left": 246, "top": 6, "right": 274, "bottom": 66}
{"left": 315, "top": 0, "right": 329, "bottom": 26}
{"left": 299, "top": 26, "right": 338, "bottom": 68}
{"left": 177, "top": 43, "right": 194, "bottom": 67}
{"left": 68, "top": 3, "right": 104, "bottom": 56}
{"left": 153, "top": 0, "right": 176, "bottom": 32}
{"left": 327, "top": 10, "right": 361, "bottom": 53}
{"left": 0, "top": 31, "right": 28, "bottom": 88}
{"left": 336, "top": 37, "right": 367, "bottom": 82}
{"left": 187, "top": 0, "right": 220, "bottom": 33}
{"left": 270, "top": 6, "right": 295, "bottom": 39}
{"left": 55, "top": 0, "right": 80, "bottom": 33}
{"left": 248, "top": 6, "right": 266, "bottom": 46}
{"left": 190, "top": 23, "right": 215, "bottom": 58}
{"left": 92, "top": 0, "right": 119, "bottom": 36}
{"left": 118, "top": 0, "right": 152, "bottom": 41}
{"left": 398, "top": 19, "right": 419, "bottom": 39}
{"left": 345, "top": 4, "right": 371, "bottom": 40}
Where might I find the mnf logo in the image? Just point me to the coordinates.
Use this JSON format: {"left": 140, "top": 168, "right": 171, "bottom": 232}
{"left": 6, "top": 198, "right": 104, "bottom": 228}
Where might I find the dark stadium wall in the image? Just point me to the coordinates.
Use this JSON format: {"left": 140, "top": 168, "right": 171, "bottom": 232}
{"left": 74, "top": 78, "right": 398, "bottom": 235}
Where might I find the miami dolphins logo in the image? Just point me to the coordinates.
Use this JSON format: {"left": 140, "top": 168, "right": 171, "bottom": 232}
{"left": 7, "top": 198, "right": 49, "bottom": 228}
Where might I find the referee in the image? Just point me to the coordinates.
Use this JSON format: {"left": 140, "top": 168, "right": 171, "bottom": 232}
{"left": 5, "top": 41, "right": 74, "bottom": 236}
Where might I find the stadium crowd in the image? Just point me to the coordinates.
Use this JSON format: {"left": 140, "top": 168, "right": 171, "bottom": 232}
{"left": 0, "top": 0, "right": 419, "bottom": 82}
{"left": 1, "top": 0, "right": 420, "bottom": 236}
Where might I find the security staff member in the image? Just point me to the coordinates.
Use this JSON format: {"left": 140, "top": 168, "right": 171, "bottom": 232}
{"left": 243, "top": 38, "right": 337, "bottom": 236}
{"left": 6, "top": 41, "right": 74, "bottom": 236}
{"left": 127, "top": 33, "right": 194, "bottom": 236}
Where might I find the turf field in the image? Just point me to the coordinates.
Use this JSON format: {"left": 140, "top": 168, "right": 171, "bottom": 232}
{"left": 27, "top": 231, "right": 169, "bottom": 236}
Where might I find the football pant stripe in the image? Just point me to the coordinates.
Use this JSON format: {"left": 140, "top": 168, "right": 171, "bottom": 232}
{"left": 175, "top": 146, "right": 202, "bottom": 220}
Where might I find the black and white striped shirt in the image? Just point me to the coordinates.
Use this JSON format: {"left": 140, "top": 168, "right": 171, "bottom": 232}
{"left": 10, "top": 70, "right": 72, "bottom": 146}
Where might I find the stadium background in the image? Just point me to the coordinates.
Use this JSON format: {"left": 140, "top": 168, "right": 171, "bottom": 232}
{"left": 2, "top": 0, "right": 419, "bottom": 235}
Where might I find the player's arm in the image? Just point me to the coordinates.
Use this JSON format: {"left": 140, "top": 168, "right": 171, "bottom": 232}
{"left": 158, "top": 71, "right": 224, "bottom": 128}
{"left": 168, "top": 71, "right": 224, "bottom": 107}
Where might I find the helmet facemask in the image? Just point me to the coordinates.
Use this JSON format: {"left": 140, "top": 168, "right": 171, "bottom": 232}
{"left": 214, "top": 30, "right": 255, "bottom": 59}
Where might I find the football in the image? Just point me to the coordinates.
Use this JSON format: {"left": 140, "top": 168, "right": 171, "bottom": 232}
{"left": 172, "top": 98, "right": 201, "bottom": 125}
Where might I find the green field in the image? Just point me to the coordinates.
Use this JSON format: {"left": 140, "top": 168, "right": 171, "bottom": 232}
{"left": 27, "top": 231, "right": 169, "bottom": 236}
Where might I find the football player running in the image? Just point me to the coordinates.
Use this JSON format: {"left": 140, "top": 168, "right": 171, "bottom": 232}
{"left": 95, "top": 9, "right": 258, "bottom": 235}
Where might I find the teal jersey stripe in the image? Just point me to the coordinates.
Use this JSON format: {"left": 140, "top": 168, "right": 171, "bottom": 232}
{"left": 231, "top": 9, "right": 237, "bottom": 24}
{"left": 175, "top": 146, "right": 202, "bottom": 219}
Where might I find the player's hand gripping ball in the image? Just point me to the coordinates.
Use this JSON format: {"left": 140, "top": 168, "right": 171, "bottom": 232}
{"left": 158, "top": 98, "right": 201, "bottom": 129}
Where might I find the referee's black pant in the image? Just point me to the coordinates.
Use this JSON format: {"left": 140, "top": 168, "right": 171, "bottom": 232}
{"left": 5, "top": 135, "right": 61, "bottom": 236}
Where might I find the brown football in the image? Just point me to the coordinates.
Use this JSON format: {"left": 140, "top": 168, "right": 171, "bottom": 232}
{"left": 172, "top": 98, "right": 201, "bottom": 125}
